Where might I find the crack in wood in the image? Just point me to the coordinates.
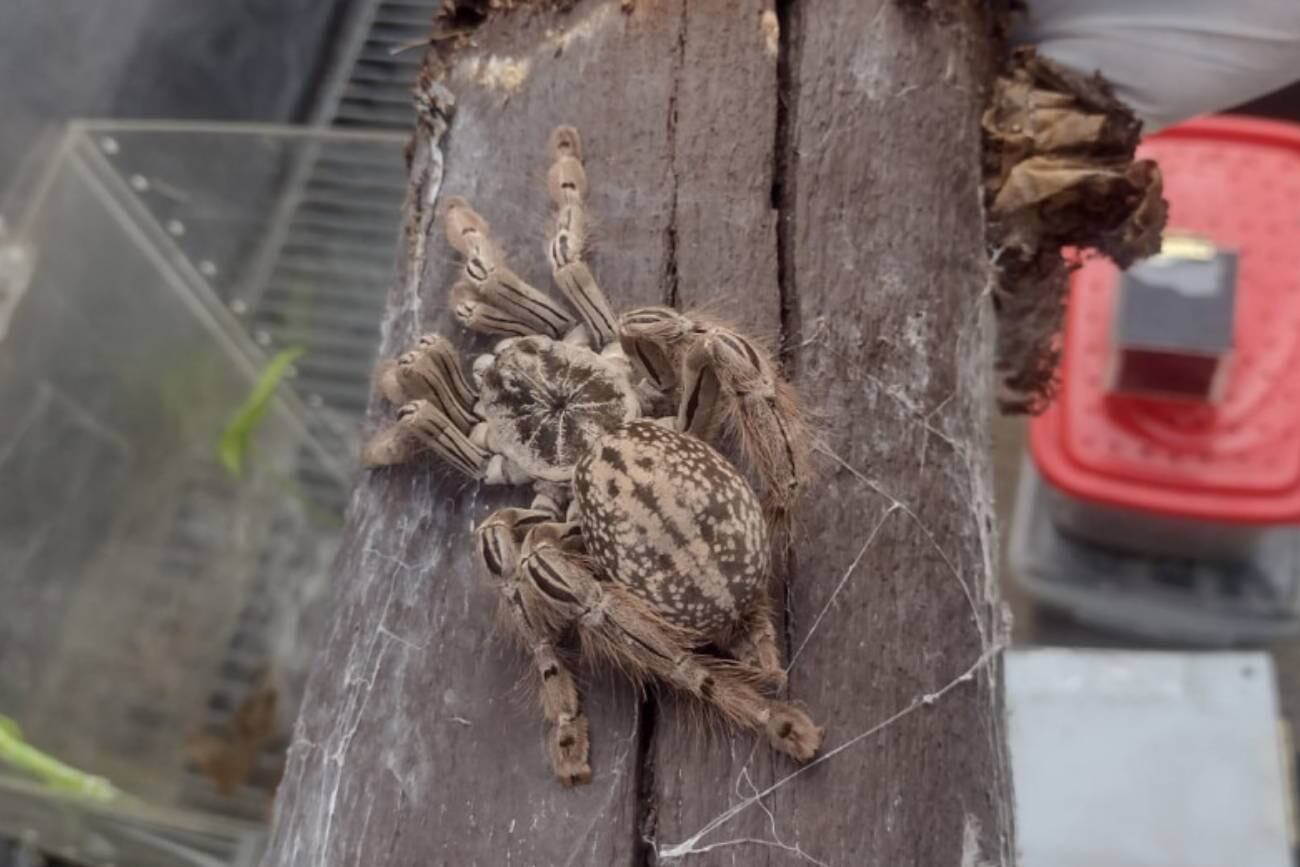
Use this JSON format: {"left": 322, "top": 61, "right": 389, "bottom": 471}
{"left": 772, "top": 0, "right": 801, "bottom": 687}
{"left": 661, "top": 0, "right": 688, "bottom": 311}
{"left": 635, "top": 7, "right": 690, "bottom": 860}
{"left": 773, "top": 0, "right": 800, "bottom": 369}
{"left": 631, "top": 696, "right": 659, "bottom": 867}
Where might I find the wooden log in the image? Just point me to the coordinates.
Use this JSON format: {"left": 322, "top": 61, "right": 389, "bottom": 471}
{"left": 264, "top": 2, "right": 1014, "bottom": 865}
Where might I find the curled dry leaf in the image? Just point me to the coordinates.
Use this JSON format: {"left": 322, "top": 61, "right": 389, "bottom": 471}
{"left": 983, "top": 46, "right": 1168, "bottom": 413}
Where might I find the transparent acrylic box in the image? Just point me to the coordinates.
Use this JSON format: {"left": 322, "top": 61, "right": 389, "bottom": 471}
{"left": 0, "top": 122, "right": 407, "bottom": 866}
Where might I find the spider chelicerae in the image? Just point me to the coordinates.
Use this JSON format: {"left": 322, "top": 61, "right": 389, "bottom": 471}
{"left": 363, "top": 125, "right": 823, "bottom": 785}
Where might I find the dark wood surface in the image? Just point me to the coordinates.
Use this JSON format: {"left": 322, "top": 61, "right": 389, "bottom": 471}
{"left": 264, "top": 2, "right": 1014, "bottom": 865}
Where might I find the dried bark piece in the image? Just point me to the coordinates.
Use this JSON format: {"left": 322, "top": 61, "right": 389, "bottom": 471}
{"left": 984, "top": 46, "right": 1168, "bottom": 413}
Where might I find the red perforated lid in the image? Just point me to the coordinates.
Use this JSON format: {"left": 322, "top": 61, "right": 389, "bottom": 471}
{"left": 1029, "top": 116, "right": 1300, "bottom": 525}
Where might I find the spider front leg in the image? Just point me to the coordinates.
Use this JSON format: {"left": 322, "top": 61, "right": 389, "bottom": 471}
{"left": 545, "top": 126, "right": 619, "bottom": 349}
{"left": 361, "top": 399, "right": 486, "bottom": 474}
{"left": 377, "top": 334, "right": 480, "bottom": 434}
{"left": 519, "top": 524, "right": 824, "bottom": 763}
{"left": 475, "top": 508, "right": 592, "bottom": 785}
{"left": 362, "top": 397, "right": 541, "bottom": 487}
{"left": 618, "top": 307, "right": 689, "bottom": 395}
{"left": 442, "top": 197, "right": 575, "bottom": 339}
{"left": 364, "top": 335, "right": 523, "bottom": 482}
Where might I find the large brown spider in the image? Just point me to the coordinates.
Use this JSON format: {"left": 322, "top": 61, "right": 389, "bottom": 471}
{"left": 363, "top": 126, "right": 822, "bottom": 785}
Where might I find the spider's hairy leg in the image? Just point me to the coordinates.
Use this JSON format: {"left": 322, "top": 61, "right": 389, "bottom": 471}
{"left": 361, "top": 399, "right": 487, "bottom": 476}
{"left": 477, "top": 507, "right": 550, "bottom": 577}
{"left": 692, "top": 658, "right": 822, "bottom": 762}
{"left": 378, "top": 334, "right": 480, "bottom": 434}
{"left": 679, "top": 323, "right": 812, "bottom": 551}
{"left": 519, "top": 522, "right": 706, "bottom": 689}
{"left": 618, "top": 306, "right": 693, "bottom": 394}
{"left": 519, "top": 523, "right": 823, "bottom": 764}
{"left": 449, "top": 281, "right": 539, "bottom": 338}
{"left": 545, "top": 126, "right": 618, "bottom": 348}
{"left": 441, "top": 196, "right": 573, "bottom": 339}
{"left": 530, "top": 481, "right": 569, "bottom": 520}
{"left": 729, "top": 600, "right": 788, "bottom": 693}
{"left": 475, "top": 508, "right": 591, "bottom": 786}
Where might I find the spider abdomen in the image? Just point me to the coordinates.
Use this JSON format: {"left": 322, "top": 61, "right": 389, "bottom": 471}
{"left": 573, "top": 421, "right": 770, "bottom": 638}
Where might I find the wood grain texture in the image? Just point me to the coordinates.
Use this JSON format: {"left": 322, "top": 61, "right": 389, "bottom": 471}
{"left": 265, "top": 5, "right": 682, "bottom": 865}
{"left": 264, "top": 2, "right": 1015, "bottom": 865}
{"left": 776, "top": 2, "right": 1014, "bottom": 865}
{"left": 644, "top": 4, "right": 1013, "bottom": 866}
{"left": 644, "top": 1, "right": 793, "bottom": 862}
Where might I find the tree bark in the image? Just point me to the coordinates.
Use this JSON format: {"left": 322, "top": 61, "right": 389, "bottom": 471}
{"left": 264, "top": 2, "right": 1014, "bottom": 866}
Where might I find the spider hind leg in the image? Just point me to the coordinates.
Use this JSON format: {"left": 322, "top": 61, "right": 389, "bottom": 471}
{"left": 474, "top": 508, "right": 592, "bottom": 786}
{"left": 727, "top": 600, "right": 788, "bottom": 693}
{"left": 518, "top": 523, "right": 823, "bottom": 764}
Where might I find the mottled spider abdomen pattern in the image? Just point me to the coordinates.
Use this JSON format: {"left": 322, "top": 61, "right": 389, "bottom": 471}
{"left": 479, "top": 336, "right": 639, "bottom": 482}
{"left": 573, "top": 420, "right": 770, "bottom": 638}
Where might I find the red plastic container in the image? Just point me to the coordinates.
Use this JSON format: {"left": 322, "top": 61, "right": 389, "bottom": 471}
{"left": 1029, "top": 116, "right": 1300, "bottom": 559}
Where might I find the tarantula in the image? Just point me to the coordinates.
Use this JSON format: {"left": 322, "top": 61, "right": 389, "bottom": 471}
{"left": 363, "top": 125, "right": 822, "bottom": 785}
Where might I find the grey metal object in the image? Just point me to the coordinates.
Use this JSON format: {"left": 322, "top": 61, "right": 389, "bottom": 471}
{"left": 1006, "top": 648, "right": 1295, "bottom": 867}
{"left": 1010, "top": 459, "right": 1300, "bottom": 645}
{"left": 1115, "top": 251, "right": 1237, "bottom": 352}
{"left": 1111, "top": 246, "right": 1237, "bottom": 400}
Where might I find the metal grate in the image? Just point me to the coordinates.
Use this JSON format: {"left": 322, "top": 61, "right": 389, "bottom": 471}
{"left": 244, "top": 136, "right": 409, "bottom": 425}
{"left": 232, "top": 0, "right": 438, "bottom": 478}
{"left": 324, "top": 0, "right": 440, "bottom": 130}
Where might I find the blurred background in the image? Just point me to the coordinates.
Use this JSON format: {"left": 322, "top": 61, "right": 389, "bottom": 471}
{"left": 1, "top": 3, "right": 1299, "bottom": 866}
{"left": 0, "top": 3, "right": 434, "bottom": 866}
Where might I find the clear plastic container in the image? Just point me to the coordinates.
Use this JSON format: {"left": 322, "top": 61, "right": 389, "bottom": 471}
{"left": 0, "top": 122, "right": 405, "bottom": 867}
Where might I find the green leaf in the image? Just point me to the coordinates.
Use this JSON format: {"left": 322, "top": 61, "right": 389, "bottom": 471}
{"left": 0, "top": 714, "right": 119, "bottom": 803}
{"left": 218, "top": 347, "right": 305, "bottom": 478}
